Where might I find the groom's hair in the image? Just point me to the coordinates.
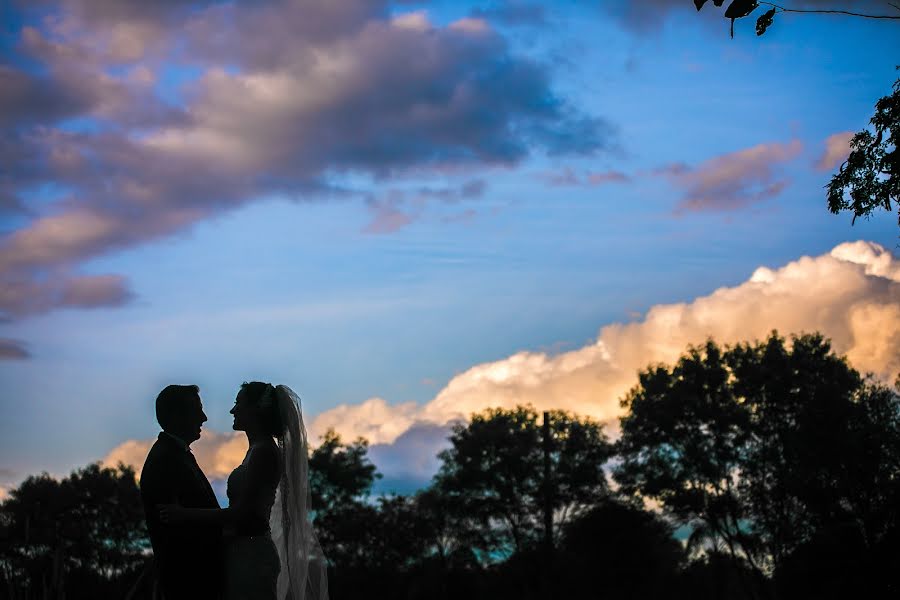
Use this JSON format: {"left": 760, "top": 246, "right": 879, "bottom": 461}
{"left": 156, "top": 384, "right": 200, "bottom": 429}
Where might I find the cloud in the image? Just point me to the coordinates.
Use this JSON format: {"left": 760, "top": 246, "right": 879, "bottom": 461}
{"left": 310, "top": 240, "right": 899, "bottom": 445}
{"left": 363, "top": 199, "right": 417, "bottom": 235}
{"left": 361, "top": 179, "right": 487, "bottom": 233}
{"left": 656, "top": 140, "right": 802, "bottom": 213}
{"left": 104, "top": 430, "right": 247, "bottom": 481}
{"left": 104, "top": 242, "right": 900, "bottom": 487}
{"left": 0, "top": 338, "right": 31, "bottom": 360}
{"left": 2, "top": 1, "right": 611, "bottom": 324}
{"left": 102, "top": 417, "right": 452, "bottom": 494}
{"left": 816, "top": 131, "right": 855, "bottom": 171}
{"left": 470, "top": 2, "right": 547, "bottom": 26}
{"left": 587, "top": 170, "right": 631, "bottom": 185}
{"left": 0, "top": 468, "right": 18, "bottom": 500}
{"left": 369, "top": 422, "right": 457, "bottom": 493}
{"left": 541, "top": 168, "right": 630, "bottom": 187}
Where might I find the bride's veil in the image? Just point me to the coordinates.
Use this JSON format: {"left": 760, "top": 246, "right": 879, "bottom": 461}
{"left": 269, "top": 385, "right": 328, "bottom": 600}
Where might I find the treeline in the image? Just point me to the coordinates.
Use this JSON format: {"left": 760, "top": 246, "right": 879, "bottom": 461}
{"left": 1, "top": 332, "right": 898, "bottom": 599}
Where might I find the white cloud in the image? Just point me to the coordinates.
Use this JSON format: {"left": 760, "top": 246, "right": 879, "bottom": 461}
{"left": 0, "top": 486, "right": 8, "bottom": 501}
{"left": 310, "top": 240, "right": 899, "bottom": 444}
{"left": 105, "top": 242, "right": 900, "bottom": 484}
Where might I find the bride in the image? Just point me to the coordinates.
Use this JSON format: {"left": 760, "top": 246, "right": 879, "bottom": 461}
{"left": 160, "top": 382, "right": 328, "bottom": 600}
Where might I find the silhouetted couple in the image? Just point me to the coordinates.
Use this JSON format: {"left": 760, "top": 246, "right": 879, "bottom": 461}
{"left": 140, "top": 382, "right": 328, "bottom": 600}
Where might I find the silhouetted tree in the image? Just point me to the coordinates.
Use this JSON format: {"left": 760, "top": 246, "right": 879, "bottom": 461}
{"left": 615, "top": 339, "right": 756, "bottom": 570}
{"left": 309, "top": 428, "right": 380, "bottom": 514}
{"left": 730, "top": 334, "right": 900, "bottom": 564}
{"left": 615, "top": 331, "right": 900, "bottom": 591}
{"left": 434, "top": 406, "right": 612, "bottom": 560}
{"left": 307, "top": 429, "right": 383, "bottom": 579}
{"left": 827, "top": 72, "right": 900, "bottom": 230}
{"left": 693, "top": 1, "right": 900, "bottom": 39}
{"left": 0, "top": 463, "right": 149, "bottom": 599}
{"left": 694, "top": 2, "right": 899, "bottom": 230}
{"left": 555, "top": 499, "right": 686, "bottom": 599}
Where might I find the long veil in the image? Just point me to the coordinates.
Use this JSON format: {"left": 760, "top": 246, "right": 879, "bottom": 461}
{"left": 269, "top": 385, "right": 328, "bottom": 600}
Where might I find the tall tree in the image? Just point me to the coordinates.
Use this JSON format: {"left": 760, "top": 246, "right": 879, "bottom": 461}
{"left": 307, "top": 429, "right": 382, "bottom": 572}
{"left": 308, "top": 428, "right": 380, "bottom": 514}
{"left": 615, "top": 332, "right": 900, "bottom": 581}
{"left": 0, "top": 463, "right": 149, "bottom": 599}
{"left": 615, "top": 340, "right": 756, "bottom": 569}
{"left": 434, "top": 406, "right": 612, "bottom": 559}
{"left": 556, "top": 499, "right": 686, "bottom": 599}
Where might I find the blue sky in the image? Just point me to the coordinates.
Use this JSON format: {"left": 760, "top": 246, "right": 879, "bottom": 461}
{"left": 1, "top": 0, "right": 899, "bottom": 495}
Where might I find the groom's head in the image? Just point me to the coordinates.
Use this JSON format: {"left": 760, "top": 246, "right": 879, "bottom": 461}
{"left": 156, "top": 384, "right": 207, "bottom": 444}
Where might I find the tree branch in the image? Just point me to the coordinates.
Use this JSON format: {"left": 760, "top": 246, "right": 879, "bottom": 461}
{"left": 759, "top": 2, "right": 900, "bottom": 20}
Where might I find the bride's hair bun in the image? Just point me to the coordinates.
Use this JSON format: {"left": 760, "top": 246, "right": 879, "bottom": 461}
{"left": 240, "top": 381, "right": 286, "bottom": 438}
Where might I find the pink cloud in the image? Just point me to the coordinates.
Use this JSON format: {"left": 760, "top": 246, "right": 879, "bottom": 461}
{"left": 657, "top": 140, "right": 802, "bottom": 213}
{"left": 0, "top": 339, "right": 30, "bottom": 360}
{"left": 816, "top": 131, "right": 855, "bottom": 172}
{"left": 587, "top": 170, "right": 630, "bottom": 185}
{"left": 2, "top": 0, "right": 612, "bottom": 329}
{"left": 363, "top": 201, "right": 416, "bottom": 235}
{"left": 541, "top": 168, "right": 631, "bottom": 187}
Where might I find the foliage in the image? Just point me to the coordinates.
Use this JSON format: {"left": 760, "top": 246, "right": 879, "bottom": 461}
{"left": 615, "top": 340, "right": 755, "bottom": 567}
{"left": 0, "top": 463, "right": 150, "bottom": 599}
{"left": 827, "top": 73, "right": 900, "bottom": 229}
{"left": 308, "top": 428, "right": 380, "bottom": 513}
{"left": 615, "top": 331, "right": 900, "bottom": 584}
{"left": 693, "top": 3, "right": 899, "bottom": 230}
{"left": 2, "top": 334, "right": 898, "bottom": 599}
{"left": 555, "top": 499, "right": 686, "bottom": 599}
{"left": 694, "top": 1, "right": 900, "bottom": 39}
{"left": 434, "top": 406, "right": 612, "bottom": 558}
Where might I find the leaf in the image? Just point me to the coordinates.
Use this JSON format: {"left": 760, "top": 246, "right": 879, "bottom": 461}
{"left": 724, "top": 0, "right": 759, "bottom": 19}
{"left": 756, "top": 8, "right": 776, "bottom": 36}
{"left": 694, "top": 0, "right": 709, "bottom": 10}
{"left": 714, "top": 0, "right": 725, "bottom": 5}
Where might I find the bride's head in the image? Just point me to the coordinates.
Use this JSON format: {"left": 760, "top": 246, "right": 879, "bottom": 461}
{"left": 231, "top": 381, "right": 285, "bottom": 438}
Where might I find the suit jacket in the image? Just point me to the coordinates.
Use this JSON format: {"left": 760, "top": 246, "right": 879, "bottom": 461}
{"left": 140, "top": 432, "right": 222, "bottom": 600}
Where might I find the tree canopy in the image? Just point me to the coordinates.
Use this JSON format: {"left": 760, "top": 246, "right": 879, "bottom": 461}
{"left": 434, "top": 406, "right": 612, "bottom": 558}
{"left": 827, "top": 72, "right": 900, "bottom": 229}
{"left": 615, "top": 331, "right": 900, "bottom": 594}
{"left": 2, "top": 334, "right": 898, "bottom": 599}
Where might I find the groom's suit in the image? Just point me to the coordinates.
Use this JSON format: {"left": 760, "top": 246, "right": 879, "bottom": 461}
{"left": 141, "top": 432, "right": 223, "bottom": 600}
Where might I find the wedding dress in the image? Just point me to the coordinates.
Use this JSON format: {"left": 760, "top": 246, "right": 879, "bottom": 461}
{"left": 224, "top": 386, "right": 328, "bottom": 600}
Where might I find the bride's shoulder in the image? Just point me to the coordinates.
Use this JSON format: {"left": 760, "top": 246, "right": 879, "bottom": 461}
{"left": 247, "top": 441, "right": 280, "bottom": 481}
{"left": 248, "top": 440, "right": 279, "bottom": 465}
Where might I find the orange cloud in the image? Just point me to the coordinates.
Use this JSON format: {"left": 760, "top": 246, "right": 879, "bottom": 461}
{"left": 104, "top": 242, "right": 900, "bottom": 482}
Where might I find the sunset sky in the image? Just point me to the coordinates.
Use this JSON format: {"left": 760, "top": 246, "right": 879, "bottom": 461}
{"left": 1, "top": 0, "right": 899, "bottom": 499}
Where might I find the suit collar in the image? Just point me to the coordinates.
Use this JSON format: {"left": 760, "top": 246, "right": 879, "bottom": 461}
{"left": 158, "top": 431, "right": 191, "bottom": 453}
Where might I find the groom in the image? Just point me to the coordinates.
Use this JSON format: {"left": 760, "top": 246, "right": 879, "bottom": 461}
{"left": 140, "top": 384, "right": 222, "bottom": 600}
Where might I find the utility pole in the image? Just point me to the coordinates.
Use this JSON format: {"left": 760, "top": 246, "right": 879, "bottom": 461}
{"left": 542, "top": 411, "right": 553, "bottom": 558}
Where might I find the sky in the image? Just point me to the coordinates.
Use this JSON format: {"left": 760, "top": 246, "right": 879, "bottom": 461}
{"left": 1, "top": 0, "right": 899, "bottom": 499}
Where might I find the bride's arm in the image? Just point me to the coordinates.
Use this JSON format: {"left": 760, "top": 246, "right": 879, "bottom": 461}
{"left": 159, "top": 504, "right": 232, "bottom": 525}
{"left": 159, "top": 444, "right": 279, "bottom": 526}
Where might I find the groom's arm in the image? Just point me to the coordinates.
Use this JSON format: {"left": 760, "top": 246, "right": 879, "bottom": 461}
{"left": 140, "top": 450, "right": 184, "bottom": 536}
{"left": 160, "top": 444, "right": 279, "bottom": 526}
